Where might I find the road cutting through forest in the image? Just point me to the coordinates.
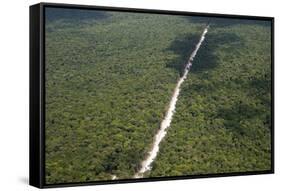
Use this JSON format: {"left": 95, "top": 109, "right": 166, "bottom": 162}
{"left": 134, "top": 25, "right": 209, "bottom": 178}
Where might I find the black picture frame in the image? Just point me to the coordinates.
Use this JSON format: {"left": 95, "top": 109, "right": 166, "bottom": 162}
{"left": 30, "top": 2, "right": 274, "bottom": 188}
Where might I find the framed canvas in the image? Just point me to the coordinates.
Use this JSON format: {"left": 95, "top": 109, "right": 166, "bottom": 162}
{"left": 30, "top": 2, "right": 274, "bottom": 188}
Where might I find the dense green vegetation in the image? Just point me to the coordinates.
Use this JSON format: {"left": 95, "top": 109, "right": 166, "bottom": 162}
{"left": 45, "top": 8, "right": 272, "bottom": 183}
{"left": 149, "top": 20, "right": 272, "bottom": 177}
{"left": 45, "top": 8, "right": 206, "bottom": 184}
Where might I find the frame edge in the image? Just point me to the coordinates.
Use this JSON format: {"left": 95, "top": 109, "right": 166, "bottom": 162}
{"left": 31, "top": 2, "right": 275, "bottom": 188}
{"left": 29, "top": 3, "right": 44, "bottom": 189}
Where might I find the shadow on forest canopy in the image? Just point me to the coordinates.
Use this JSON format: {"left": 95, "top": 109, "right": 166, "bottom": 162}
{"left": 191, "top": 32, "right": 243, "bottom": 73}
{"left": 45, "top": 7, "right": 110, "bottom": 22}
{"left": 165, "top": 31, "right": 243, "bottom": 76}
{"left": 187, "top": 16, "right": 271, "bottom": 27}
{"left": 165, "top": 33, "right": 202, "bottom": 76}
